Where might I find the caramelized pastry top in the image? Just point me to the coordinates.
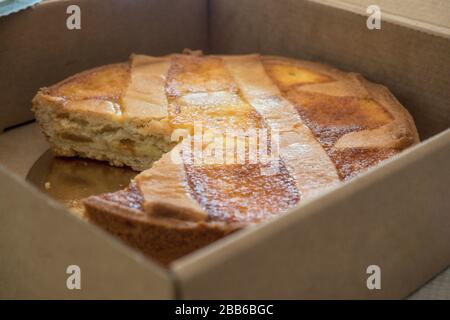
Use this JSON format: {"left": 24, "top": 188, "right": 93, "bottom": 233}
{"left": 46, "top": 63, "right": 129, "bottom": 102}
{"left": 166, "top": 55, "right": 265, "bottom": 132}
{"left": 36, "top": 53, "right": 419, "bottom": 224}
{"left": 184, "top": 161, "right": 300, "bottom": 223}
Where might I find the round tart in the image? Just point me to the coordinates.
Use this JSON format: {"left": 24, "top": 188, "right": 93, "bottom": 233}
{"left": 32, "top": 52, "right": 419, "bottom": 265}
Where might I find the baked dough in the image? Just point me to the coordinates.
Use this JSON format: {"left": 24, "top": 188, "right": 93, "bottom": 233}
{"left": 32, "top": 52, "right": 419, "bottom": 265}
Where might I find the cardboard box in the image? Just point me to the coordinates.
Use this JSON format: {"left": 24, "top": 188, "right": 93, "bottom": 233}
{"left": 0, "top": 0, "right": 449, "bottom": 299}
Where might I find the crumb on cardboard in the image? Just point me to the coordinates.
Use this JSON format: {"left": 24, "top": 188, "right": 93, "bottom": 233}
{"left": 44, "top": 182, "right": 51, "bottom": 190}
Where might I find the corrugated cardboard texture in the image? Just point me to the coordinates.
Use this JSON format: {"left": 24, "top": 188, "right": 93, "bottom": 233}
{"left": 409, "top": 267, "right": 450, "bottom": 299}
{"left": 210, "top": 0, "right": 450, "bottom": 139}
{"left": 0, "top": 165, "right": 174, "bottom": 299}
{"left": 0, "top": 0, "right": 208, "bottom": 131}
{"left": 173, "top": 131, "right": 450, "bottom": 299}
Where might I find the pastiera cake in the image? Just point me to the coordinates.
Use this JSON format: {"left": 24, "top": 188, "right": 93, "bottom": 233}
{"left": 32, "top": 51, "right": 419, "bottom": 265}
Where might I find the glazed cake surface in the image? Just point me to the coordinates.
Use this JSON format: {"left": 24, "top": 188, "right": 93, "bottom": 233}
{"left": 33, "top": 52, "right": 419, "bottom": 265}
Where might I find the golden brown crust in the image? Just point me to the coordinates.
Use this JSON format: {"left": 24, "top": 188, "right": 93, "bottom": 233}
{"left": 262, "top": 55, "right": 420, "bottom": 149}
{"left": 35, "top": 52, "right": 420, "bottom": 264}
{"left": 83, "top": 185, "right": 241, "bottom": 266}
{"left": 44, "top": 63, "right": 130, "bottom": 102}
{"left": 261, "top": 55, "right": 419, "bottom": 180}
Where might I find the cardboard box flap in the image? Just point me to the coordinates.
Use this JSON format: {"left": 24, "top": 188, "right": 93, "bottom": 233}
{"left": 172, "top": 130, "right": 450, "bottom": 299}
{"left": 312, "top": 0, "right": 450, "bottom": 39}
{"left": 0, "top": 164, "right": 174, "bottom": 299}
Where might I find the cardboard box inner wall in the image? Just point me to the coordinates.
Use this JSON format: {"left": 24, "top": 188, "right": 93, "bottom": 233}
{"left": 0, "top": 0, "right": 449, "bottom": 299}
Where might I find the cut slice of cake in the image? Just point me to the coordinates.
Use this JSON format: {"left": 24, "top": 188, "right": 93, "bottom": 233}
{"left": 32, "top": 55, "right": 177, "bottom": 171}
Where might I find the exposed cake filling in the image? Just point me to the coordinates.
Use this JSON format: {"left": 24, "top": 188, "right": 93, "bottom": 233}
{"left": 34, "top": 59, "right": 176, "bottom": 171}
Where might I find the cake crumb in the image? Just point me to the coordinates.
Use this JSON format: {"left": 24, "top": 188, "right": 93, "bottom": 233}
{"left": 44, "top": 182, "right": 51, "bottom": 190}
